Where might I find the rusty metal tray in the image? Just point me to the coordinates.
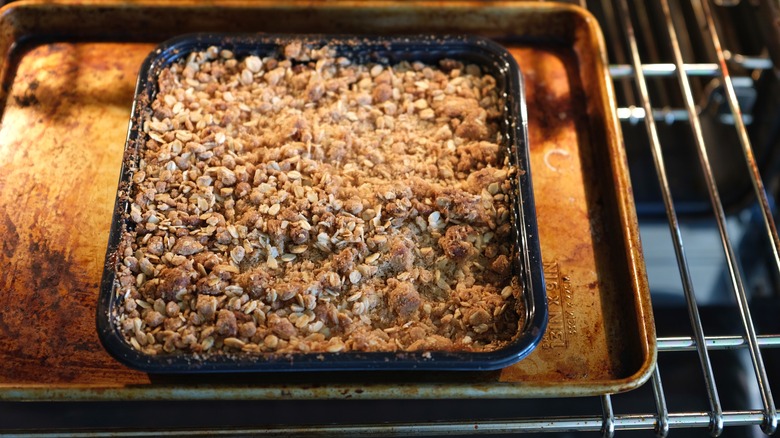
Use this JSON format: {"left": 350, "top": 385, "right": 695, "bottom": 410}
{"left": 0, "top": 0, "right": 655, "bottom": 399}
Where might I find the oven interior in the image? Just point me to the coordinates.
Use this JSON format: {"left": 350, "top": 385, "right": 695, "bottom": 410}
{"left": 0, "top": 0, "right": 778, "bottom": 436}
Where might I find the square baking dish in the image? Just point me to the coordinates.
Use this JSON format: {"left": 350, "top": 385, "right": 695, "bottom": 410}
{"left": 97, "top": 33, "right": 546, "bottom": 373}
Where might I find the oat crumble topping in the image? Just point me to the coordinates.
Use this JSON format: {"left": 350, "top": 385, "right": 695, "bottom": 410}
{"left": 115, "top": 42, "right": 523, "bottom": 356}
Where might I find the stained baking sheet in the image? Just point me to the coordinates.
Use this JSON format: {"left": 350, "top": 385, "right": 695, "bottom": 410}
{"left": 0, "top": 0, "right": 655, "bottom": 399}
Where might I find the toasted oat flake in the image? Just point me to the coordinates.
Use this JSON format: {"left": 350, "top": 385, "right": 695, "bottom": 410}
{"left": 224, "top": 337, "right": 246, "bottom": 349}
{"left": 116, "top": 41, "right": 522, "bottom": 357}
{"left": 365, "top": 252, "right": 380, "bottom": 264}
{"left": 290, "top": 245, "right": 308, "bottom": 254}
{"left": 348, "top": 270, "right": 363, "bottom": 284}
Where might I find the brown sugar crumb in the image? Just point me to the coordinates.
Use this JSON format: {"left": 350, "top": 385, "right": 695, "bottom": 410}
{"left": 387, "top": 280, "right": 421, "bottom": 319}
{"left": 114, "top": 41, "right": 524, "bottom": 357}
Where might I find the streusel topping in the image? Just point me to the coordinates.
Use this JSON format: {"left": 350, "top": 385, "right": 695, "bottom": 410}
{"left": 115, "top": 42, "right": 522, "bottom": 356}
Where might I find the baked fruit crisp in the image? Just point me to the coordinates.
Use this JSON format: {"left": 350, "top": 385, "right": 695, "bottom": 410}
{"left": 115, "top": 42, "right": 523, "bottom": 356}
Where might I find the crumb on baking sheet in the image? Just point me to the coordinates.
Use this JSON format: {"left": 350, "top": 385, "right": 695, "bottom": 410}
{"left": 115, "top": 41, "right": 523, "bottom": 356}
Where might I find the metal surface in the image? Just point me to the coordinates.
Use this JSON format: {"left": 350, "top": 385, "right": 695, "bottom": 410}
{"left": 4, "top": 411, "right": 778, "bottom": 437}
{"left": 661, "top": 0, "right": 776, "bottom": 433}
{"left": 1, "top": 0, "right": 779, "bottom": 436}
{"left": 0, "top": 0, "right": 654, "bottom": 400}
{"left": 651, "top": 366, "right": 670, "bottom": 438}
{"left": 608, "top": 59, "right": 775, "bottom": 77}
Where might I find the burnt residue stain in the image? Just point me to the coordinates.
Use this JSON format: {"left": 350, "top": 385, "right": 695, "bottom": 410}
{"left": 8, "top": 42, "right": 137, "bottom": 121}
{"left": 13, "top": 79, "right": 39, "bottom": 107}
{"left": 28, "top": 239, "right": 71, "bottom": 292}
{"left": 1, "top": 212, "right": 19, "bottom": 258}
{"left": 519, "top": 47, "right": 578, "bottom": 147}
{"left": 0, "top": 197, "right": 123, "bottom": 383}
{"left": 0, "top": 234, "right": 124, "bottom": 384}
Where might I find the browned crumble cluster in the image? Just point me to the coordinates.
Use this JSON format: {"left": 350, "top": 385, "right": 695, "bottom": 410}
{"left": 114, "top": 42, "right": 523, "bottom": 357}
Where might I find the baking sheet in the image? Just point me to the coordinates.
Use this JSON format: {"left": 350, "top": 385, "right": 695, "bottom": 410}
{"left": 0, "top": 0, "right": 655, "bottom": 399}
